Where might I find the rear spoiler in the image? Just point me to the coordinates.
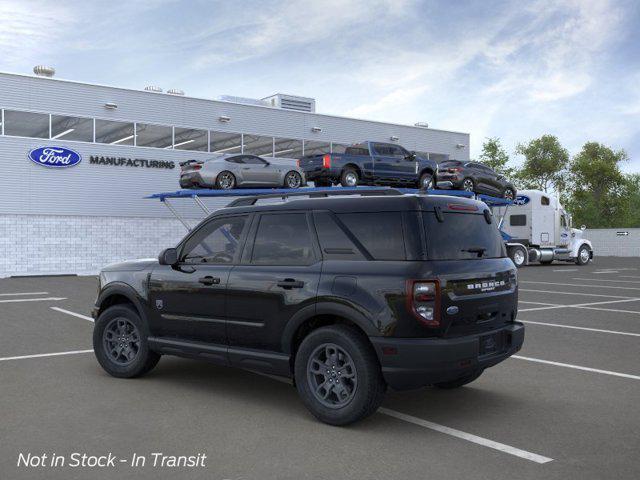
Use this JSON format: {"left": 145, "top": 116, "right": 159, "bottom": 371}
{"left": 179, "top": 159, "right": 203, "bottom": 167}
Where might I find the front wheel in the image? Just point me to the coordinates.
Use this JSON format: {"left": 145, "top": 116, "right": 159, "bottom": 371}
{"left": 93, "top": 305, "right": 160, "bottom": 378}
{"left": 284, "top": 171, "right": 303, "bottom": 189}
{"left": 419, "top": 172, "right": 434, "bottom": 190}
{"left": 508, "top": 245, "right": 527, "bottom": 268}
{"left": 294, "top": 325, "right": 386, "bottom": 426}
{"left": 576, "top": 245, "right": 592, "bottom": 265}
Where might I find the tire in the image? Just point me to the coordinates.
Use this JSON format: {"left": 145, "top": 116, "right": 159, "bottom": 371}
{"left": 340, "top": 168, "right": 359, "bottom": 188}
{"left": 284, "top": 171, "right": 303, "bottom": 189}
{"left": 462, "top": 178, "right": 475, "bottom": 192}
{"left": 434, "top": 370, "right": 483, "bottom": 389}
{"left": 215, "top": 171, "right": 236, "bottom": 190}
{"left": 419, "top": 172, "right": 434, "bottom": 190}
{"left": 93, "top": 304, "right": 160, "bottom": 378}
{"left": 503, "top": 187, "right": 516, "bottom": 201}
{"left": 508, "top": 245, "right": 527, "bottom": 268}
{"left": 294, "top": 325, "right": 386, "bottom": 426}
{"left": 575, "top": 245, "right": 591, "bottom": 265}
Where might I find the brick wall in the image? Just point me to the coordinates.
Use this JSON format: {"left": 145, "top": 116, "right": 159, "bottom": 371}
{"left": 583, "top": 228, "right": 640, "bottom": 257}
{"left": 0, "top": 214, "right": 187, "bottom": 277}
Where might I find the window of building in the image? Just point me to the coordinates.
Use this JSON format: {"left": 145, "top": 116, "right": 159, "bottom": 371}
{"left": 50, "top": 115, "right": 93, "bottom": 142}
{"left": 303, "top": 140, "right": 330, "bottom": 156}
{"left": 210, "top": 131, "right": 243, "bottom": 154}
{"left": 173, "top": 127, "right": 208, "bottom": 151}
{"left": 272, "top": 137, "right": 303, "bottom": 158}
{"left": 4, "top": 110, "right": 49, "bottom": 138}
{"left": 251, "top": 213, "right": 315, "bottom": 265}
{"left": 243, "top": 134, "right": 274, "bottom": 156}
{"left": 181, "top": 216, "right": 248, "bottom": 264}
{"left": 510, "top": 214, "right": 527, "bottom": 226}
{"left": 337, "top": 212, "right": 406, "bottom": 260}
{"left": 95, "top": 119, "right": 135, "bottom": 145}
{"left": 136, "top": 123, "right": 173, "bottom": 149}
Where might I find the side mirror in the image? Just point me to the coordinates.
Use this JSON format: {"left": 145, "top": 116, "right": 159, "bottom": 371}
{"left": 158, "top": 248, "right": 178, "bottom": 266}
{"left": 405, "top": 153, "right": 416, "bottom": 161}
{"left": 581, "top": 225, "right": 586, "bottom": 231}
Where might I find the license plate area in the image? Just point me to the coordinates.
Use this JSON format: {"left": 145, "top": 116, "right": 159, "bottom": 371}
{"left": 479, "top": 332, "right": 507, "bottom": 356}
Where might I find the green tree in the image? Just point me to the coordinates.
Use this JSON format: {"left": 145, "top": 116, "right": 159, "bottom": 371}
{"left": 565, "top": 142, "right": 629, "bottom": 228}
{"left": 478, "top": 137, "right": 515, "bottom": 177}
{"left": 515, "top": 135, "right": 569, "bottom": 192}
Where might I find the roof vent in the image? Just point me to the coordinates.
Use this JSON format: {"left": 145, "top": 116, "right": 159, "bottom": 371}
{"left": 144, "top": 85, "right": 163, "bottom": 93}
{"left": 167, "top": 88, "right": 185, "bottom": 96}
{"left": 414, "top": 122, "right": 429, "bottom": 128}
{"left": 261, "top": 94, "right": 316, "bottom": 113}
{"left": 33, "top": 65, "right": 55, "bottom": 77}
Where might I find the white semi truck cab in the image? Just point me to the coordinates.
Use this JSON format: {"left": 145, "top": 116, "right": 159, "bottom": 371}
{"left": 493, "top": 189, "right": 593, "bottom": 267}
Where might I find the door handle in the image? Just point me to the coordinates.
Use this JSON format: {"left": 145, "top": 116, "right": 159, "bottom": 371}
{"left": 277, "top": 278, "right": 304, "bottom": 289}
{"left": 198, "top": 276, "right": 221, "bottom": 286}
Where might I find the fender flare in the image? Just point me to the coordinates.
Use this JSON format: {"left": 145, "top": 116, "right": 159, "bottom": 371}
{"left": 571, "top": 239, "right": 593, "bottom": 258}
{"left": 280, "top": 301, "right": 378, "bottom": 354}
{"left": 96, "top": 282, "right": 148, "bottom": 322}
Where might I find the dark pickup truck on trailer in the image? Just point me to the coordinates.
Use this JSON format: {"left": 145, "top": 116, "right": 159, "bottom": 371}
{"left": 92, "top": 189, "right": 523, "bottom": 426}
{"left": 298, "top": 141, "right": 438, "bottom": 189}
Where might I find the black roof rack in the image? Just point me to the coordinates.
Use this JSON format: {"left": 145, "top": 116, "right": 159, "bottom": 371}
{"left": 226, "top": 187, "right": 404, "bottom": 207}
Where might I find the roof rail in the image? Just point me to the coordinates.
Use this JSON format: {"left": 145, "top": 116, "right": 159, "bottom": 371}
{"left": 226, "top": 187, "right": 404, "bottom": 207}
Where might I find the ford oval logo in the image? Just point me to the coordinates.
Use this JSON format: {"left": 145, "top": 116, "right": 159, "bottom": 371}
{"left": 513, "top": 195, "right": 530, "bottom": 206}
{"left": 28, "top": 146, "right": 82, "bottom": 168}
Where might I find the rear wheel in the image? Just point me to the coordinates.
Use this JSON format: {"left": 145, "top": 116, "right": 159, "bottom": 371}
{"left": 462, "top": 178, "right": 475, "bottom": 192}
{"left": 294, "top": 325, "right": 386, "bottom": 425}
{"left": 503, "top": 187, "right": 516, "bottom": 200}
{"left": 93, "top": 305, "right": 160, "bottom": 378}
{"left": 340, "top": 168, "right": 359, "bottom": 187}
{"left": 419, "top": 172, "right": 434, "bottom": 190}
{"left": 576, "top": 245, "right": 591, "bottom": 265}
{"left": 434, "top": 370, "right": 483, "bottom": 389}
{"left": 284, "top": 171, "right": 302, "bottom": 189}
{"left": 216, "top": 171, "right": 236, "bottom": 190}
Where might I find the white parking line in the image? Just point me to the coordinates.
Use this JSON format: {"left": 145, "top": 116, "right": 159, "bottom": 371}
{"left": 0, "top": 292, "right": 49, "bottom": 296}
{"left": 248, "top": 370, "right": 553, "bottom": 464}
{"left": 50, "top": 307, "right": 94, "bottom": 322}
{"left": 553, "top": 269, "right": 578, "bottom": 272}
{"left": 379, "top": 408, "right": 553, "bottom": 464}
{"left": 520, "top": 320, "right": 640, "bottom": 337}
{"left": 520, "top": 289, "right": 637, "bottom": 299}
{"left": 0, "top": 349, "right": 93, "bottom": 362}
{"left": 620, "top": 275, "right": 640, "bottom": 279}
{"left": 518, "top": 297, "right": 640, "bottom": 312}
{"left": 574, "top": 305, "right": 640, "bottom": 315}
{"left": 572, "top": 278, "right": 640, "bottom": 284}
{"left": 0, "top": 297, "right": 67, "bottom": 304}
{"left": 513, "top": 356, "right": 640, "bottom": 381}
{"left": 518, "top": 301, "right": 560, "bottom": 306}
{"left": 593, "top": 270, "right": 619, "bottom": 274}
{"left": 522, "top": 281, "right": 640, "bottom": 291}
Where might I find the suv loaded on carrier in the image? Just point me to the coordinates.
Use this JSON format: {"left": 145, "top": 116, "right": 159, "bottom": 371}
{"left": 92, "top": 189, "right": 524, "bottom": 425}
{"left": 436, "top": 160, "right": 517, "bottom": 200}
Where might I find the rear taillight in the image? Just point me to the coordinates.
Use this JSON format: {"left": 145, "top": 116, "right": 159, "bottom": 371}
{"left": 407, "top": 280, "right": 440, "bottom": 327}
{"left": 296, "top": 159, "right": 300, "bottom": 167}
{"left": 322, "top": 154, "right": 331, "bottom": 169}
{"left": 448, "top": 167, "right": 462, "bottom": 173}
{"left": 192, "top": 164, "right": 202, "bottom": 170}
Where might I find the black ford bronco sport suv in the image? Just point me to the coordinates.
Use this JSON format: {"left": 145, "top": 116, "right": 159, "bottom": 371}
{"left": 92, "top": 190, "right": 523, "bottom": 425}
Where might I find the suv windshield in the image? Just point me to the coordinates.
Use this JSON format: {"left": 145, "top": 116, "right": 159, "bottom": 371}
{"left": 423, "top": 212, "right": 505, "bottom": 260}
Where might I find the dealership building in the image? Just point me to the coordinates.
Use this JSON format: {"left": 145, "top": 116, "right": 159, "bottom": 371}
{"left": 0, "top": 68, "right": 470, "bottom": 277}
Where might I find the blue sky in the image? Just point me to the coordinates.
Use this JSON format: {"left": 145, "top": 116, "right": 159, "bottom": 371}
{"left": 1, "top": 0, "right": 639, "bottom": 170}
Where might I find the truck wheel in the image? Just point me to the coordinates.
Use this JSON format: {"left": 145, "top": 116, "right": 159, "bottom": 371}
{"left": 216, "top": 171, "right": 236, "bottom": 190}
{"left": 419, "top": 172, "right": 434, "bottom": 190}
{"left": 340, "top": 168, "right": 359, "bottom": 187}
{"left": 294, "top": 325, "right": 386, "bottom": 426}
{"left": 93, "top": 304, "right": 160, "bottom": 378}
{"left": 462, "top": 178, "right": 475, "bottom": 192}
{"left": 434, "top": 370, "right": 483, "bottom": 389}
{"left": 508, "top": 245, "right": 527, "bottom": 268}
{"left": 576, "top": 245, "right": 591, "bottom": 265}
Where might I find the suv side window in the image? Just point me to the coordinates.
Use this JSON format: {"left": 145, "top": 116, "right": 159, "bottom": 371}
{"left": 251, "top": 213, "right": 315, "bottom": 265}
{"left": 337, "top": 212, "right": 406, "bottom": 260}
{"left": 181, "top": 215, "right": 248, "bottom": 264}
{"left": 313, "top": 212, "right": 366, "bottom": 261}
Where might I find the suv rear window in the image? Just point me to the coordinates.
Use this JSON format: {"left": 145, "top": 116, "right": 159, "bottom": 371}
{"left": 423, "top": 212, "right": 505, "bottom": 260}
{"left": 337, "top": 213, "right": 405, "bottom": 260}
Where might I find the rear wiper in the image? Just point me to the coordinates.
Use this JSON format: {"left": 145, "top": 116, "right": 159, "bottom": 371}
{"left": 461, "top": 247, "right": 487, "bottom": 257}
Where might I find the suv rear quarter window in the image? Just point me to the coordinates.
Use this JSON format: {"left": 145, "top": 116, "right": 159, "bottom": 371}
{"left": 337, "top": 212, "right": 406, "bottom": 260}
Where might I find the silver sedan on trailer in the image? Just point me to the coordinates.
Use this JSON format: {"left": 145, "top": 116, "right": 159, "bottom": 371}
{"left": 179, "top": 154, "right": 307, "bottom": 190}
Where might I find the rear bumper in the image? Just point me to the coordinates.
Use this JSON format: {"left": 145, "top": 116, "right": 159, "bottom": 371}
{"left": 303, "top": 166, "right": 341, "bottom": 182}
{"left": 179, "top": 172, "right": 207, "bottom": 189}
{"left": 370, "top": 323, "right": 524, "bottom": 390}
{"left": 436, "top": 177, "right": 464, "bottom": 189}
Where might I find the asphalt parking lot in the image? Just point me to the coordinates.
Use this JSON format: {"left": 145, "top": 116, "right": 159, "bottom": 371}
{"left": 1, "top": 257, "right": 639, "bottom": 480}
